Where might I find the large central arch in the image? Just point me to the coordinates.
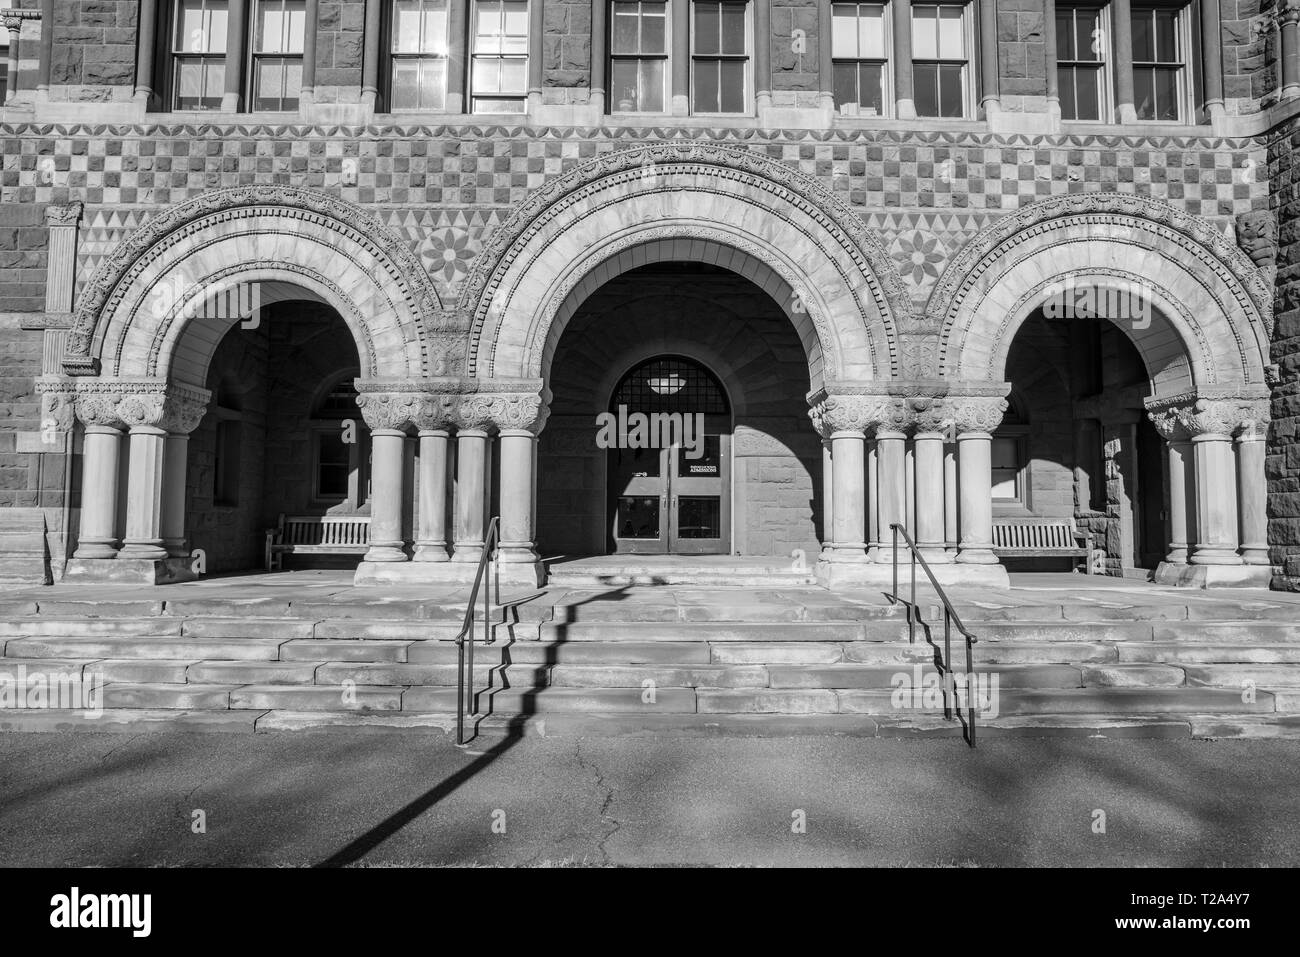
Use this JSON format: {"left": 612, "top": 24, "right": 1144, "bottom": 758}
{"left": 461, "top": 144, "right": 909, "bottom": 391}
{"left": 64, "top": 185, "right": 442, "bottom": 386}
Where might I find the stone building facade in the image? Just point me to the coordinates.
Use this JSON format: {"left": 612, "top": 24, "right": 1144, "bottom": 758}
{"left": 0, "top": 0, "right": 1295, "bottom": 590}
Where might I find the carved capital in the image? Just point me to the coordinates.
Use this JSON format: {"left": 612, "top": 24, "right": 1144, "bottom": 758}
{"left": 160, "top": 394, "right": 211, "bottom": 435}
{"left": 456, "top": 393, "right": 548, "bottom": 433}
{"left": 44, "top": 202, "right": 84, "bottom": 228}
{"left": 948, "top": 396, "right": 1008, "bottom": 435}
{"left": 36, "top": 385, "right": 76, "bottom": 433}
{"left": 356, "top": 392, "right": 418, "bottom": 432}
{"left": 69, "top": 381, "right": 211, "bottom": 432}
{"left": 907, "top": 396, "right": 950, "bottom": 435}
{"left": 1147, "top": 408, "right": 1191, "bottom": 443}
{"left": 411, "top": 394, "right": 459, "bottom": 431}
{"left": 1177, "top": 398, "right": 1244, "bottom": 438}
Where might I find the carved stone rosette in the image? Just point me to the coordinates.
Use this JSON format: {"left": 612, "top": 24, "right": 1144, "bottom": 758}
{"left": 947, "top": 396, "right": 1009, "bottom": 436}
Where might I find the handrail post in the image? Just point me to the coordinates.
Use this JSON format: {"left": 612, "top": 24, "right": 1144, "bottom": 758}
{"left": 967, "top": 633, "right": 976, "bottom": 747}
{"left": 944, "top": 610, "right": 952, "bottom": 721}
{"left": 909, "top": 541, "right": 916, "bottom": 646}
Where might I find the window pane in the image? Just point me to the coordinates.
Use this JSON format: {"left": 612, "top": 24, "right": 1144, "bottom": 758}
{"left": 991, "top": 438, "right": 1019, "bottom": 469}
{"left": 611, "top": 58, "right": 640, "bottom": 108}
{"left": 1075, "top": 9, "right": 1100, "bottom": 63}
{"left": 937, "top": 6, "right": 963, "bottom": 57}
{"left": 694, "top": 58, "right": 719, "bottom": 111}
{"left": 719, "top": 57, "right": 745, "bottom": 111}
{"left": 1155, "top": 8, "right": 1177, "bottom": 62}
{"left": 392, "top": 58, "right": 420, "bottom": 106}
{"left": 643, "top": 6, "right": 666, "bottom": 52}
{"left": 914, "top": 62, "right": 938, "bottom": 115}
{"left": 617, "top": 496, "right": 660, "bottom": 539}
{"left": 258, "top": 5, "right": 284, "bottom": 53}
{"left": 394, "top": 0, "right": 423, "bottom": 52}
{"left": 204, "top": 60, "right": 226, "bottom": 101}
{"left": 639, "top": 58, "right": 665, "bottom": 111}
{"left": 677, "top": 497, "right": 721, "bottom": 539}
{"left": 1058, "top": 65, "right": 1078, "bottom": 119}
{"left": 695, "top": 1, "right": 720, "bottom": 55}
{"left": 1134, "top": 66, "right": 1153, "bottom": 119}
{"left": 720, "top": 1, "right": 745, "bottom": 55}
{"left": 1055, "top": 11, "right": 1073, "bottom": 60}
{"left": 991, "top": 471, "right": 1018, "bottom": 500}
{"left": 613, "top": 5, "right": 640, "bottom": 53}
{"left": 1074, "top": 63, "right": 1100, "bottom": 119}
{"left": 833, "top": 60, "right": 858, "bottom": 107}
{"left": 284, "top": 58, "right": 302, "bottom": 99}
{"left": 177, "top": 58, "right": 203, "bottom": 101}
{"left": 472, "top": 56, "right": 500, "bottom": 92}
{"left": 207, "top": 3, "right": 229, "bottom": 52}
{"left": 857, "top": 61, "right": 884, "bottom": 114}
{"left": 503, "top": 1, "right": 528, "bottom": 40}
{"left": 859, "top": 5, "right": 885, "bottom": 59}
{"left": 424, "top": 1, "right": 448, "bottom": 53}
{"left": 474, "top": 96, "right": 526, "bottom": 112}
{"left": 499, "top": 56, "right": 527, "bottom": 93}
{"left": 832, "top": 6, "right": 858, "bottom": 58}
{"left": 254, "top": 59, "right": 283, "bottom": 106}
{"left": 285, "top": 1, "right": 306, "bottom": 53}
{"left": 912, "top": 7, "right": 937, "bottom": 60}
{"left": 1153, "top": 65, "right": 1178, "bottom": 119}
{"left": 936, "top": 61, "right": 962, "bottom": 115}
{"left": 1131, "top": 9, "right": 1153, "bottom": 62}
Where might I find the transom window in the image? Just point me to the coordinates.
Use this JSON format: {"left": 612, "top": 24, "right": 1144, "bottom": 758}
{"left": 471, "top": 0, "right": 529, "bottom": 113}
{"left": 172, "top": 0, "right": 229, "bottom": 110}
{"left": 611, "top": 0, "right": 669, "bottom": 113}
{"left": 691, "top": 0, "right": 749, "bottom": 114}
{"left": 1056, "top": 5, "right": 1107, "bottom": 121}
{"left": 251, "top": 0, "right": 305, "bottom": 111}
{"left": 911, "top": 3, "right": 969, "bottom": 118}
{"left": 831, "top": 2, "right": 890, "bottom": 117}
{"left": 1131, "top": 4, "right": 1187, "bottom": 121}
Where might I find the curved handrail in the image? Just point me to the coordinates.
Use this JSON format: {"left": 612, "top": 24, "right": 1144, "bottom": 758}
{"left": 456, "top": 516, "right": 500, "bottom": 746}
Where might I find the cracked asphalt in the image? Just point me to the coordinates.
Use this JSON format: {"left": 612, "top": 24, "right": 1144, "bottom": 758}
{"left": 2, "top": 730, "right": 1299, "bottom": 866}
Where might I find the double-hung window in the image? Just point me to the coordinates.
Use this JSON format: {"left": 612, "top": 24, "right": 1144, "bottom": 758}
{"left": 1056, "top": 5, "right": 1107, "bottom": 121}
{"left": 471, "top": 0, "right": 529, "bottom": 113}
{"left": 831, "top": 2, "right": 890, "bottom": 117}
{"left": 172, "top": 0, "right": 229, "bottom": 110}
{"left": 250, "top": 0, "right": 305, "bottom": 111}
{"left": 1131, "top": 3, "right": 1188, "bottom": 121}
{"left": 691, "top": 0, "right": 749, "bottom": 114}
{"left": 390, "top": 0, "right": 449, "bottom": 110}
{"left": 611, "top": 1, "right": 669, "bottom": 113}
{"left": 911, "top": 3, "right": 969, "bottom": 118}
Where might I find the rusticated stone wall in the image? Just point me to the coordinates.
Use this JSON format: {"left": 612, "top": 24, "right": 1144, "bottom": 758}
{"left": 1269, "top": 111, "right": 1300, "bottom": 588}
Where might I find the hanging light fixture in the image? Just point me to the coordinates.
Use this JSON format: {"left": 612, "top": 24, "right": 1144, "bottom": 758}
{"left": 648, "top": 373, "right": 685, "bottom": 395}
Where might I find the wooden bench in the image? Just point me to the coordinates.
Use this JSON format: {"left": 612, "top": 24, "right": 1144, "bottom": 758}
{"left": 265, "top": 514, "right": 371, "bottom": 571}
{"left": 991, "top": 517, "right": 1094, "bottom": 574}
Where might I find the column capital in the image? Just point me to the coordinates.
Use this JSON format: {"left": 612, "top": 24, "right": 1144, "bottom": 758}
{"left": 809, "top": 393, "right": 907, "bottom": 436}
{"left": 1148, "top": 394, "right": 1271, "bottom": 439}
{"left": 1283, "top": 0, "right": 1300, "bottom": 24}
{"left": 44, "top": 202, "right": 83, "bottom": 227}
{"left": 947, "top": 395, "right": 1009, "bottom": 436}
{"left": 456, "top": 392, "right": 550, "bottom": 434}
{"left": 67, "top": 379, "right": 211, "bottom": 431}
{"left": 356, "top": 391, "right": 420, "bottom": 432}
{"left": 1147, "top": 407, "right": 1192, "bottom": 443}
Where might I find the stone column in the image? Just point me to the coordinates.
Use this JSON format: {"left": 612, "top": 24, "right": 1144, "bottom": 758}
{"left": 3, "top": 14, "right": 23, "bottom": 104}
{"left": 671, "top": 0, "right": 689, "bottom": 114}
{"left": 1178, "top": 400, "right": 1243, "bottom": 566}
{"left": 866, "top": 441, "right": 879, "bottom": 560}
{"left": 134, "top": 0, "right": 161, "bottom": 106}
{"left": 892, "top": 0, "right": 915, "bottom": 119}
{"left": 912, "top": 403, "right": 951, "bottom": 563}
{"left": 527, "top": 0, "right": 544, "bottom": 112}
{"left": 119, "top": 425, "right": 169, "bottom": 560}
{"left": 300, "top": 0, "right": 319, "bottom": 106}
{"left": 73, "top": 420, "right": 125, "bottom": 560}
{"left": 412, "top": 397, "right": 455, "bottom": 562}
{"left": 943, "top": 440, "right": 959, "bottom": 553}
{"left": 1200, "top": 0, "right": 1224, "bottom": 120}
{"left": 755, "top": 0, "right": 772, "bottom": 110}
{"left": 816, "top": 0, "right": 833, "bottom": 113}
{"left": 37, "top": 0, "right": 53, "bottom": 100}
{"left": 1235, "top": 403, "right": 1270, "bottom": 566}
{"left": 1043, "top": 0, "right": 1059, "bottom": 120}
{"left": 357, "top": 392, "right": 414, "bottom": 563}
{"left": 1113, "top": 0, "right": 1136, "bottom": 121}
{"left": 811, "top": 396, "right": 872, "bottom": 562}
{"left": 223, "top": 0, "right": 248, "bottom": 112}
{"left": 978, "top": 0, "right": 1000, "bottom": 116}
{"left": 448, "top": 0, "right": 469, "bottom": 112}
{"left": 952, "top": 396, "right": 1008, "bottom": 565}
{"left": 159, "top": 393, "right": 210, "bottom": 559}
{"left": 492, "top": 393, "right": 548, "bottom": 564}
{"left": 590, "top": 0, "right": 607, "bottom": 115}
{"left": 452, "top": 399, "right": 494, "bottom": 562}
{"left": 1150, "top": 410, "right": 1195, "bottom": 565}
{"left": 361, "top": 0, "right": 383, "bottom": 111}
{"left": 1283, "top": 5, "right": 1300, "bottom": 102}
{"left": 875, "top": 428, "right": 908, "bottom": 563}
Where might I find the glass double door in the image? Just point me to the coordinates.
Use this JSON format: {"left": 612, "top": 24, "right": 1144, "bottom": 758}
{"left": 610, "top": 428, "right": 730, "bottom": 555}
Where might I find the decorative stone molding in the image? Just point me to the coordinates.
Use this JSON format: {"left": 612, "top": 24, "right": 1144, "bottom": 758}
{"left": 810, "top": 393, "right": 907, "bottom": 436}
{"left": 947, "top": 396, "right": 1009, "bottom": 435}
{"left": 1235, "top": 210, "right": 1276, "bottom": 272}
{"left": 411, "top": 394, "right": 459, "bottom": 431}
{"left": 63, "top": 380, "right": 212, "bottom": 431}
{"left": 931, "top": 193, "right": 1274, "bottom": 376}
{"left": 159, "top": 393, "right": 211, "bottom": 435}
{"left": 908, "top": 396, "right": 951, "bottom": 435}
{"left": 1147, "top": 408, "right": 1192, "bottom": 443}
{"left": 65, "top": 186, "right": 441, "bottom": 377}
{"left": 463, "top": 143, "right": 909, "bottom": 380}
{"left": 356, "top": 392, "right": 421, "bottom": 432}
{"left": 1146, "top": 393, "right": 1272, "bottom": 438}
{"left": 43, "top": 203, "right": 84, "bottom": 228}
{"left": 459, "top": 393, "right": 549, "bottom": 434}
{"left": 34, "top": 382, "right": 76, "bottom": 433}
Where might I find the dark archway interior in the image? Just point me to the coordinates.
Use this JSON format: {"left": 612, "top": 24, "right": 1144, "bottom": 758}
{"left": 1003, "top": 309, "right": 1165, "bottom": 572}
{"left": 539, "top": 261, "right": 820, "bottom": 558}
{"left": 186, "top": 301, "right": 366, "bottom": 573}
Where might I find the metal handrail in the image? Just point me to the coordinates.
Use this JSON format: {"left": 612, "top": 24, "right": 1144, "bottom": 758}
{"left": 886, "top": 522, "right": 980, "bottom": 748}
{"left": 455, "top": 516, "right": 499, "bottom": 746}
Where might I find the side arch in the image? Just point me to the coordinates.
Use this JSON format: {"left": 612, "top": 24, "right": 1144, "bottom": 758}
{"left": 460, "top": 144, "right": 910, "bottom": 390}
{"left": 931, "top": 193, "right": 1272, "bottom": 398}
{"left": 65, "top": 186, "right": 441, "bottom": 386}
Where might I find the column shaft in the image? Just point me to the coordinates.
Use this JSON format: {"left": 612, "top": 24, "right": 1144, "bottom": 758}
{"left": 820, "top": 440, "right": 834, "bottom": 558}
{"left": 223, "top": 0, "right": 249, "bottom": 111}
{"left": 1164, "top": 440, "right": 1193, "bottom": 564}
{"left": 913, "top": 434, "right": 950, "bottom": 562}
{"left": 590, "top": 0, "right": 607, "bottom": 113}
{"left": 943, "top": 441, "right": 958, "bottom": 552}
{"left": 875, "top": 432, "right": 907, "bottom": 563}
{"left": 453, "top": 430, "right": 490, "bottom": 561}
{"left": 1199, "top": 0, "right": 1223, "bottom": 116}
{"left": 498, "top": 430, "right": 539, "bottom": 562}
{"left": 74, "top": 426, "right": 124, "bottom": 559}
{"left": 365, "top": 429, "right": 408, "bottom": 562}
{"left": 527, "top": 0, "right": 544, "bottom": 109}
{"left": 816, "top": 0, "right": 833, "bottom": 110}
{"left": 892, "top": 0, "right": 915, "bottom": 118}
{"left": 829, "top": 432, "right": 867, "bottom": 560}
{"left": 301, "top": 0, "right": 319, "bottom": 96}
{"left": 361, "top": 0, "right": 383, "bottom": 102}
{"left": 956, "top": 433, "right": 997, "bottom": 564}
{"left": 1113, "top": 0, "right": 1135, "bottom": 121}
{"left": 135, "top": 0, "right": 161, "bottom": 102}
{"left": 119, "top": 426, "right": 168, "bottom": 560}
{"left": 978, "top": 0, "right": 999, "bottom": 113}
{"left": 1042, "top": 0, "right": 1058, "bottom": 112}
{"left": 415, "top": 430, "right": 451, "bottom": 561}
{"left": 671, "top": 0, "right": 689, "bottom": 114}
{"left": 448, "top": 0, "right": 469, "bottom": 111}
{"left": 755, "top": 0, "right": 772, "bottom": 109}
{"left": 1236, "top": 436, "right": 1269, "bottom": 565}
{"left": 38, "top": 0, "right": 53, "bottom": 94}
{"left": 161, "top": 434, "right": 190, "bottom": 558}
{"left": 1284, "top": 16, "right": 1300, "bottom": 101}
{"left": 1189, "top": 434, "right": 1242, "bottom": 565}
{"left": 4, "top": 21, "right": 19, "bottom": 104}
{"left": 866, "top": 441, "right": 879, "bottom": 559}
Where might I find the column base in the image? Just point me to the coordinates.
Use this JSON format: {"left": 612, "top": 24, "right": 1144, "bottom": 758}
{"left": 354, "top": 559, "right": 545, "bottom": 588}
{"left": 64, "top": 556, "right": 197, "bottom": 585}
{"left": 413, "top": 543, "right": 451, "bottom": 562}
{"left": 362, "top": 546, "right": 408, "bottom": 562}
{"left": 1153, "top": 562, "right": 1273, "bottom": 588}
{"left": 956, "top": 547, "right": 999, "bottom": 564}
{"left": 1240, "top": 546, "right": 1270, "bottom": 566}
{"left": 816, "top": 559, "right": 1009, "bottom": 590}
